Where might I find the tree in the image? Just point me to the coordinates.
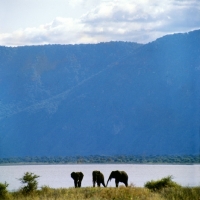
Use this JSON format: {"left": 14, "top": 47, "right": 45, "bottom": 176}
{"left": 19, "top": 172, "right": 40, "bottom": 195}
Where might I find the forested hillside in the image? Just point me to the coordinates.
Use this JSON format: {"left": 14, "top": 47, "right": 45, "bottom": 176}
{"left": 0, "top": 30, "right": 200, "bottom": 157}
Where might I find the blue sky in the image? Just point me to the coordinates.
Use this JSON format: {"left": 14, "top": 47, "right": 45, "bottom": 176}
{"left": 0, "top": 0, "right": 200, "bottom": 46}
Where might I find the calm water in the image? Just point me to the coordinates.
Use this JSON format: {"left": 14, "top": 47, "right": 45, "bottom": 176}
{"left": 0, "top": 164, "right": 199, "bottom": 191}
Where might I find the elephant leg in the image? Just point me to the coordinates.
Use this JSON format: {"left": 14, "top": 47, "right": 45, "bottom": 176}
{"left": 125, "top": 181, "right": 128, "bottom": 187}
{"left": 115, "top": 180, "right": 119, "bottom": 187}
{"left": 78, "top": 180, "right": 82, "bottom": 187}
{"left": 74, "top": 180, "right": 78, "bottom": 188}
{"left": 97, "top": 181, "right": 100, "bottom": 187}
{"left": 93, "top": 181, "right": 96, "bottom": 187}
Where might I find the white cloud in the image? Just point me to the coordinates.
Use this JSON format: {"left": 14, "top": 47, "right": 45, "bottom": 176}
{"left": 81, "top": 0, "right": 200, "bottom": 42}
{"left": 0, "top": 18, "right": 85, "bottom": 46}
{"left": 0, "top": 0, "right": 200, "bottom": 46}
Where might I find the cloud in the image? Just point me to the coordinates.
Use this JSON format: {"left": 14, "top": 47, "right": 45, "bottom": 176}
{"left": 0, "top": 0, "right": 200, "bottom": 46}
{"left": 81, "top": 0, "right": 200, "bottom": 42}
{"left": 0, "top": 18, "right": 85, "bottom": 46}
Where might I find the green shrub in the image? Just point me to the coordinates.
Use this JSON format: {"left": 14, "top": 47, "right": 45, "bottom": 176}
{"left": 144, "top": 175, "right": 181, "bottom": 191}
{"left": 0, "top": 182, "right": 11, "bottom": 200}
{"left": 19, "top": 172, "right": 40, "bottom": 195}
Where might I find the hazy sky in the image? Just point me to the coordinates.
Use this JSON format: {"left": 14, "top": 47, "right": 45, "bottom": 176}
{"left": 1, "top": 0, "right": 200, "bottom": 46}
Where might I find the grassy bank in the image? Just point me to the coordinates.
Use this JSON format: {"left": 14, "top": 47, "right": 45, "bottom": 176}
{"left": 3, "top": 186, "right": 200, "bottom": 200}
{"left": 1, "top": 174, "right": 200, "bottom": 200}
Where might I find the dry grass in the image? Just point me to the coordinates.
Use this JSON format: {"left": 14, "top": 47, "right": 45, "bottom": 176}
{"left": 11, "top": 186, "right": 162, "bottom": 200}
{"left": 7, "top": 186, "right": 200, "bottom": 200}
{"left": 160, "top": 187, "right": 200, "bottom": 200}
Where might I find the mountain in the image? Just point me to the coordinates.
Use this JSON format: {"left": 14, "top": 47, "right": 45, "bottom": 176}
{"left": 0, "top": 30, "right": 200, "bottom": 157}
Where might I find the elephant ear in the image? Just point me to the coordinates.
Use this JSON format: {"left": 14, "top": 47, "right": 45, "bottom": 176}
{"left": 71, "top": 172, "right": 75, "bottom": 178}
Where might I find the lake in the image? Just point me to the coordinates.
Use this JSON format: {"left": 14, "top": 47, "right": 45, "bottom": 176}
{"left": 0, "top": 164, "right": 199, "bottom": 191}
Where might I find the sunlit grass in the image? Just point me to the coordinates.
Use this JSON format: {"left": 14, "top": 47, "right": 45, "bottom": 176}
{"left": 6, "top": 185, "right": 200, "bottom": 200}
{"left": 160, "top": 186, "right": 200, "bottom": 200}
{"left": 11, "top": 186, "right": 162, "bottom": 200}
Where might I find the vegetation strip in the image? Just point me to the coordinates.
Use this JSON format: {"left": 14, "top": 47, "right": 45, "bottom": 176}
{"left": 0, "top": 155, "right": 199, "bottom": 165}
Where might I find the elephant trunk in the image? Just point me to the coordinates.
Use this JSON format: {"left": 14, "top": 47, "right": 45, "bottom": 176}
{"left": 106, "top": 175, "right": 112, "bottom": 187}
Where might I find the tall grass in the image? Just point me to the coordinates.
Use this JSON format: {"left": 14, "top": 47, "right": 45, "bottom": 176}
{"left": 8, "top": 185, "right": 200, "bottom": 200}
{"left": 160, "top": 187, "right": 200, "bottom": 200}
{"left": 11, "top": 186, "right": 162, "bottom": 200}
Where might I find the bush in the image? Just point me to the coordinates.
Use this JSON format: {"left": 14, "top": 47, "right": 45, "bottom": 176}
{"left": 144, "top": 175, "right": 181, "bottom": 191}
{"left": 19, "top": 172, "right": 40, "bottom": 195}
{"left": 0, "top": 182, "right": 10, "bottom": 200}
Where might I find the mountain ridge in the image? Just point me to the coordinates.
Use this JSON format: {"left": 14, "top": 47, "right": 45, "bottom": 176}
{"left": 0, "top": 30, "right": 200, "bottom": 157}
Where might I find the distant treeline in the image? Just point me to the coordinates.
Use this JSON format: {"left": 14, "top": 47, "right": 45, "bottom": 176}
{"left": 0, "top": 155, "right": 199, "bottom": 164}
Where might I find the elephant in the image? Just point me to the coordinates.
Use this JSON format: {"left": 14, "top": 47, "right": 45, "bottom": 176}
{"left": 106, "top": 170, "right": 128, "bottom": 187}
{"left": 71, "top": 172, "right": 84, "bottom": 188}
{"left": 92, "top": 170, "right": 106, "bottom": 187}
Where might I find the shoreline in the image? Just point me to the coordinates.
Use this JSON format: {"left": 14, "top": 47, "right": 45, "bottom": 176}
{"left": 0, "top": 162, "right": 199, "bottom": 166}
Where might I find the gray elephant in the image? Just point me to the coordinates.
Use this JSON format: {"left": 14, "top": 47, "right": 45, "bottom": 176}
{"left": 71, "top": 172, "right": 84, "bottom": 188}
{"left": 92, "top": 170, "right": 106, "bottom": 187}
{"left": 106, "top": 170, "right": 128, "bottom": 187}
